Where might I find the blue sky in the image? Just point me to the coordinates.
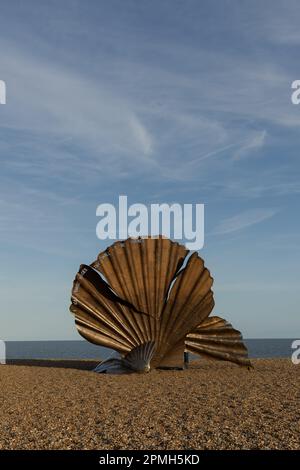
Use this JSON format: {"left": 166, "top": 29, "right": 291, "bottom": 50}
{"left": 0, "top": 0, "right": 299, "bottom": 340}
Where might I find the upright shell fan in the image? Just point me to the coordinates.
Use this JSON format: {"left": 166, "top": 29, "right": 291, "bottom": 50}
{"left": 70, "top": 237, "right": 251, "bottom": 372}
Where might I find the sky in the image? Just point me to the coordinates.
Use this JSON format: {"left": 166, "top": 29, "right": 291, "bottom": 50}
{"left": 0, "top": 0, "right": 299, "bottom": 340}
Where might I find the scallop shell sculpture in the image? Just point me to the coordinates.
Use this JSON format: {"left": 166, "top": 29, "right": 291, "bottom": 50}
{"left": 70, "top": 236, "right": 251, "bottom": 373}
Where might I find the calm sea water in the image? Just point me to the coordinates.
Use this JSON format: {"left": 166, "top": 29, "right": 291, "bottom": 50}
{"left": 4, "top": 339, "right": 296, "bottom": 360}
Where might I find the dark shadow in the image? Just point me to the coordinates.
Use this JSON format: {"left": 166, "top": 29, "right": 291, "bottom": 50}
{"left": 74, "top": 264, "right": 151, "bottom": 317}
{"left": 6, "top": 359, "right": 100, "bottom": 371}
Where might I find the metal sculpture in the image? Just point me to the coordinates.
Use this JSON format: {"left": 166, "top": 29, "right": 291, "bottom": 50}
{"left": 70, "top": 236, "right": 251, "bottom": 373}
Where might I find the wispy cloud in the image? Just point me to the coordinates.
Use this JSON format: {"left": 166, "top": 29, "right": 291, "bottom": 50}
{"left": 213, "top": 208, "right": 278, "bottom": 235}
{"left": 0, "top": 41, "right": 156, "bottom": 180}
{"left": 233, "top": 130, "right": 267, "bottom": 160}
{"left": 0, "top": 0, "right": 299, "bottom": 340}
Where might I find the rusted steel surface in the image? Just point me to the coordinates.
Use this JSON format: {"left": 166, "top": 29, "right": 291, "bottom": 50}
{"left": 70, "top": 236, "right": 251, "bottom": 372}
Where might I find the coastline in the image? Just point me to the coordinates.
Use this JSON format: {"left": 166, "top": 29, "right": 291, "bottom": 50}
{"left": 0, "top": 359, "right": 299, "bottom": 450}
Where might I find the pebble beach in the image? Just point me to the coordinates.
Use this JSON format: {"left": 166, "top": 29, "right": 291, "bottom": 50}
{"left": 0, "top": 359, "right": 299, "bottom": 450}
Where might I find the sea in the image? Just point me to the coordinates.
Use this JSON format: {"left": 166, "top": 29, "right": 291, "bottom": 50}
{"left": 3, "top": 339, "right": 296, "bottom": 360}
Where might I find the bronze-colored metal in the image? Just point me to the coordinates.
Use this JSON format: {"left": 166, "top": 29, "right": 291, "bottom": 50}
{"left": 185, "top": 316, "right": 252, "bottom": 367}
{"left": 70, "top": 236, "right": 251, "bottom": 372}
{"left": 94, "top": 341, "right": 156, "bottom": 374}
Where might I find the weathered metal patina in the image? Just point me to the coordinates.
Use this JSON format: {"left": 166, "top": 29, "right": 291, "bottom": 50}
{"left": 70, "top": 236, "right": 251, "bottom": 373}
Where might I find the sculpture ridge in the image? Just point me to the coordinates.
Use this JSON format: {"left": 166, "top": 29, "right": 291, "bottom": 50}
{"left": 70, "top": 236, "right": 251, "bottom": 372}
